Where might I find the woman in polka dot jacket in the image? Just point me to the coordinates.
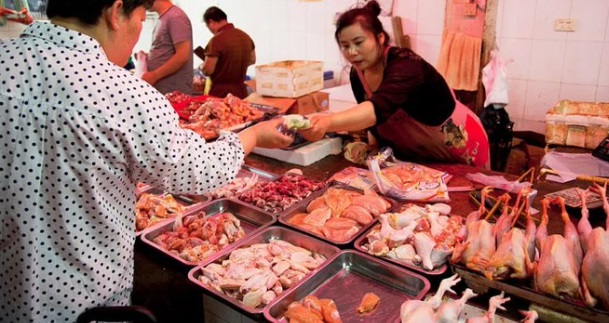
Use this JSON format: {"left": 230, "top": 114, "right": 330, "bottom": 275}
{"left": 0, "top": 1, "right": 293, "bottom": 322}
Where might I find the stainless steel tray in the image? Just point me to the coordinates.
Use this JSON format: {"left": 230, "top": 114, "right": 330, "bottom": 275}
{"left": 140, "top": 198, "right": 276, "bottom": 266}
{"left": 279, "top": 184, "right": 397, "bottom": 247}
{"left": 264, "top": 250, "right": 431, "bottom": 323}
{"left": 135, "top": 188, "right": 203, "bottom": 236}
{"left": 353, "top": 223, "right": 447, "bottom": 275}
{"left": 178, "top": 165, "right": 278, "bottom": 203}
{"left": 451, "top": 262, "right": 609, "bottom": 323}
{"left": 188, "top": 226, "right": 341, "bottom": 317}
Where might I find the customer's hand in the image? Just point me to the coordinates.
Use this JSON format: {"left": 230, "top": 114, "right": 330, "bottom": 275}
{"left": 298, "top": 114, "right": 331, "bottom": 142}
{"left": 239, "top": 118, "right": 294, "bottom": 155}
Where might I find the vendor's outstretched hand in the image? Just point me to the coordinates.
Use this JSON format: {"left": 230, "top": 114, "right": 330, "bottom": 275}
{"left": 298, "top": 114, "right": 330, "bottom": 142}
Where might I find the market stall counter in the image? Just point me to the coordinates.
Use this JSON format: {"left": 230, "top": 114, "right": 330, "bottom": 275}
{"left": 131, "top": 153, "right": 607, "bottom": 323}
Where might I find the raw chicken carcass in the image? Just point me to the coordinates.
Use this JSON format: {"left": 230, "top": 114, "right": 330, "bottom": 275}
{"left": 579, "top": 183, "right": 609, "bottom": 310}
{"left": 435, "top": 288, "right": 477, "bottom": 323}
{"left": 400, "top": 274, "right": 460, "bottom": 322}
{"left": 465, "top": 291, "right": 510, "bottom": 323}
{"left": 534, "top": 198, "right": 582, "bottom": 302}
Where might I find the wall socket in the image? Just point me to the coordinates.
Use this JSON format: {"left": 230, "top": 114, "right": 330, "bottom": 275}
{"left": 554, "top": 18, "right": 576, "bottom": 32}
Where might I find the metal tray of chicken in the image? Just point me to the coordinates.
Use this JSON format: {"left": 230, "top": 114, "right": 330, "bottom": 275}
{"left": 135, "top": 186, "right": 205, "bottom": 236}
{"left": 279, "top": 183, "right": 397, "bottom": 248}
{"left": 177, "top": 165, "right": 279, "bottom": 203}
{"left": 235, "top": 173, "right": 328, "bottom": 218}
{"left": 353, "top": 223, "right": 448, "bottom": 276}
{"left": 450, "top": 262, "right": 609, "bottom": 323}
{"left": 140, "top": 198, "right": 276, "bottom": 266}
{"left": 264, "top": 250, "right": 430, "bottom": 323}
{"left": 188, "top": 226, "right": 341, "bottom": 317}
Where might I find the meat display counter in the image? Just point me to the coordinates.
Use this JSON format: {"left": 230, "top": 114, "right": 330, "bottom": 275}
{"left": 131, "top": 153, "right": 607, "bottom": 323}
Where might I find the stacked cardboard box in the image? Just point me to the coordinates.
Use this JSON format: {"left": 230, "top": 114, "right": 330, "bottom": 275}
{"left": 246, "top": 60, "right": 329, "bottom": 115}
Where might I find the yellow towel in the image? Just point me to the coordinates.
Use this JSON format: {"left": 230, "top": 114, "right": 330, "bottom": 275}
{"left": 436, "top": 29, "right": 482, "bottom": 91}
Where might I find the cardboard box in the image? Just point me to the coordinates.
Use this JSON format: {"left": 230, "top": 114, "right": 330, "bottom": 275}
{"left": 246, "top": 91, "right": 329, "bottom": 115}
{"left": 255, "top": 60, "right": 323, "bottom": 98}
{"left": 546, "top": 100, "right": 609, "bottom": 149}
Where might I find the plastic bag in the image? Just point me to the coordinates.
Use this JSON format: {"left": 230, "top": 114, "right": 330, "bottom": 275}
{"left": 366, "top": 148, "right": 450, "bottom": 202}
{"left": 482, "top": 49, "right": 510, "bottom": 108}
{"left": 134, "top": 50, "right": 148, "bottom": 78}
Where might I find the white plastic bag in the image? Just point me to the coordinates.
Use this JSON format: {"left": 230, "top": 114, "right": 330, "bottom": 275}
{"left": 134, "top": 50, "right": 148, "bottom": 78}
{"left": 482, "top": 49, "right": 511, "bottom": 107}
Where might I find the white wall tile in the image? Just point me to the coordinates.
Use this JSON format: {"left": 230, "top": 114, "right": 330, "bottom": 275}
{"left": 562, "top": 41, "right": 603, "bottom": 85}
{"left": 497, "top": 38, "right": 532, "bottom": 79}
{"left": 499, "top": 0, "right": 537, "bottom": 39}
{"left": 596, "top": 85, "right": 609, "bottom": 101}
{"left": 533, "top": 0, "right": 571, "bottom": 40}
{"left": 569, "top": 0, "right": 609, "bottom": 41}
{"left": 599, "top": 42, "right": 609, "bottom": 86}
{"left": 506, "top": 79, "right": 528, "bottom": 121}
{"left": 527, "top": 39, "right": 566, "bottom": 82}
{"left": 559, "top": 83, "right": 598, "bottom": 101}
{"left": 416, "top": 0, "right": 445, "bottom": 35}
{"left": 286, "top": 0, "right": 308, "bottom": 31}
{"left": 394, "top": 0, "right": 419, "bottom": 35}
{"left": 495, "top": 0, "right": 505, "bottom": 37}
{"left": 414, "top": 34, "right": 442, "bottom": 67}
{"left": 524, "top": 80, "right": 561, "bottom": 120}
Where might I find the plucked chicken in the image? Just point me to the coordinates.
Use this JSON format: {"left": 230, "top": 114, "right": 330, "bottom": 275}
{"left": 533, "top": 197, "right": 583, "bottom": 302}
{"left": 465, "top": 292, "right": 510, "bottom": 323}
{"left": 578, "top": 183, "right": 609, "bottom": 310}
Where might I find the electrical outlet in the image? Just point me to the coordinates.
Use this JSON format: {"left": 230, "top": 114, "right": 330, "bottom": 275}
{"left": 554, "top": 18, "right": 576, "bottom": 32}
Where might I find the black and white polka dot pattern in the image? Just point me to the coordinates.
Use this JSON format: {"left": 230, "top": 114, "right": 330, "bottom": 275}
{"left": 0, "top": 21, "right": 243, "bottom": 322}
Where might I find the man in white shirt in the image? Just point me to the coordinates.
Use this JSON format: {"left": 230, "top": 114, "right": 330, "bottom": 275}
{"left": 0, "top": 1, "right": 292, "bottom": 322}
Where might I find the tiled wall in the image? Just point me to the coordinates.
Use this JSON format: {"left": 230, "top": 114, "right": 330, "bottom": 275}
{"left": 3, "top": 0, "right": 609, "bottom": 123}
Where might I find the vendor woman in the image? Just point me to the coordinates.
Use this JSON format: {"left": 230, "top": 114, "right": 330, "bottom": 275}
{"left": 300, "top": 1, "right": 490, "bottom": 169}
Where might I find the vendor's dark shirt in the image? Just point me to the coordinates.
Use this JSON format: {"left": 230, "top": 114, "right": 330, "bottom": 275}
{"left": 350, "top": 47, "right": 455, "bottom": 127}
{"left": 205, "top": 23, "right": 254, "bottom": 98}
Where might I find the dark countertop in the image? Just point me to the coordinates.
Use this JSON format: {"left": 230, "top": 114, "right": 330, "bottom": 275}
{"left": 131, "top": 153, "right": 607, "bottom": 323}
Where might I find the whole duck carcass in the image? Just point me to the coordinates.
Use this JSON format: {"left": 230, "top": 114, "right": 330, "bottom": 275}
{"left": 578, "top": 184, "right": 609, "bottom": 310}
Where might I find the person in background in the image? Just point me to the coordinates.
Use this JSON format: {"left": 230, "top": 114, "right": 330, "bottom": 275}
{"left": 143, "top": 0, "right": 193, "bottom": 94}
{"left": 200, "top": 6, "right": 255, "bottom": 99}
{"left": 299, "top": 0, "right": 490, "bottom": 169}
{"left": 0, "top": 0, "right": 293, "bottom": 322}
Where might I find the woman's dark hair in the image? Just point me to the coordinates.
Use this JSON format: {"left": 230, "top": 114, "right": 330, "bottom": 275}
{"left": 203, "top": 6, "right": 228, "bottom": 23}
{"left": 47, "top": 0, "right": 154, "bottom": 26}
{"left": 335, "top": 0, "right": 390, "bottom": 46}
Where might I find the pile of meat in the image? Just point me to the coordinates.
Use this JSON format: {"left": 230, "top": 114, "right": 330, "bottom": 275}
{"left": 180, "top": 94, "right": 265, "bottom": 140}
{"left": 284, "top": 295, "right": 342, "bottom": 323}
{"left": 361, "top": 202, "right": 462, "bottom": 271}
{"left": 151, "top": 211, "right": 246, "bottom": 263}
{"left": 238, "top": 173, "right": 327, "bottom": 214}
{"left": 452, "top": 184, "right": 609, "bottom": 312}
{"left": 209, "top": 173, "right": 261, "bottom": 199}
{"left": 400, "top": 274, "right": 538, "bottom": 322}
{"left": 165, "top": 90, "right": 193, "bottom": 105}
{"left": 287, "top": 187, "right": 392, "bottom": 242}
{"left": 197, "top": 240, "right": 327, "bottom": 308}
{"left": 135, "top": 193, "right": 185, "bottom": 232}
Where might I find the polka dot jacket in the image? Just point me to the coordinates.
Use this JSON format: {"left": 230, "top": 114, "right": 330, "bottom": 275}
{"left": 0, "top": 21, "right": 244, "bottom": 322}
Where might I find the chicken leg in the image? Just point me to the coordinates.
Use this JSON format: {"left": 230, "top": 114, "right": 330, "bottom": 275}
{"left": 436, "top": 288, "right": 477, "bottom": 323}
{"left": 465, "top": 291, "right": 510, "bottom": 323}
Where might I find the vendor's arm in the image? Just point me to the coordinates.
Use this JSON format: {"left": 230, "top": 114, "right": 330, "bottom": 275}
{"left": 142, "top": 40, "right": 191, "bottom": 85}
{"left": 299, "top": 101, "right": 376, "bottom": 142}
{"left": 201, "top": 55, "right": 218, "bottom": 75}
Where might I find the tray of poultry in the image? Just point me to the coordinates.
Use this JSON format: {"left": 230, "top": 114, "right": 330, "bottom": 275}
{"left": 135, "top": 186, "right": 205, "bottom": 235}
{"left": 354, "top": 201, "right": 463, "bottom": 275}
{"left": 237, "top": 172, "right": 327, "bottom": 216}
{"left": 280, "top": 184, "right": 396, "bottom": 247}
{"left": 178, "top": 165, "right": 279, "bottom": 203}
{"left": 188, "top": 226, "right": 340, "bottom": 317}
{"left": 449, "top": 185, "right": 609, "bottom": 323}
{"left": 140, "top": 198, "right": 275, "bottom": 266}
{"left": 264, "top": 250, "right": 430, "bottom": 323}
{"left": 178, "top": 94, "right": 274, "bottom": 140}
